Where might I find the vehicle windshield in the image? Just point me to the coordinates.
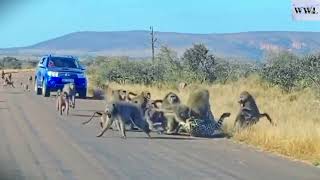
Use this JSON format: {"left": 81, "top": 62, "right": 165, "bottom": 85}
{"left": 47, "top": 57, "right": 79, "bottom": 68}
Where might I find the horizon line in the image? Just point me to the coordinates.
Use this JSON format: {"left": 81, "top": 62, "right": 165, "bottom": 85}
{"left": 1, "top": 30, "right": 320, "bottom": 49}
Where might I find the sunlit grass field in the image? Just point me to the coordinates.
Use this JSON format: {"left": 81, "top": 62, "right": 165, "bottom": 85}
{"left": 89, "top": 75, "right": 320, "bottom": 165}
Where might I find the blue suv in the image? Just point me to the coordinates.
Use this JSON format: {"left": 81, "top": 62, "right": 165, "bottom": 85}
{"left": 34, "top": 55, "right": 87, "bottom": 98}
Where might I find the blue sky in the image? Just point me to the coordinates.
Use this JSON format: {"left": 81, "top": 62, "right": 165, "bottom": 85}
{"left": 0, "top": 0, "right": 319, "bottom": 48}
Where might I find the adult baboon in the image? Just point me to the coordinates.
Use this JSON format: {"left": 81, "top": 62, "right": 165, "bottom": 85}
{"left": 186, "top": 89, "right": 215, "bottom": 122}
{"left": 63, "top": 83, "right": 76, "bottom": 108}
{"left": 106, "top": 89, "right": 130, "bottom": 102}
{"left": 234, "top": 91, "right": 274, "bottom": 128}
{"left": 95, "top": 101, "right": 151, "bottom": 139}
{"left": 153, "top": 92, "right": 181, "bottom": 108}
{"left": 89, "top": 89, "right": 137, "bottom": 131}
{"left": 152, "top": 92, "right": 192, "bottom": 134}
{"left": 56, "top": 90, "right": 69, "bottom": 116}
{"left": 128, "top": 91, "right": 166, "bottom": 132}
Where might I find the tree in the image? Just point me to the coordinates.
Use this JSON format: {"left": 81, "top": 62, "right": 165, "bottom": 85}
{"left": 300, "top": 54, "right": 320, "bottom": 89}
{"left": 182, "top": 44, "right": 216, "bottom": 82}
{"left": 0, "top": 57, "right": 22, "bottom": 69}
{"left": 261, "top": 51, "right": 301, "bottom": 92}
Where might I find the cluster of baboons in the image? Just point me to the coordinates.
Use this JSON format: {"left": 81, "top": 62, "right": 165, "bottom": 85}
{"left": 82, "top": 84, "right": 275, "bottom": 139}
{"left": 1, "top": 70, "right": 15, "bottom": 88}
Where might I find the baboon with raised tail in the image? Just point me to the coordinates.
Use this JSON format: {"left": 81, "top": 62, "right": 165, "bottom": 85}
{"left": 95, "top": 101, "right": 151, "bottom": 139}
{"left": 234, "top": 91, "right": 274, "bottom": 129}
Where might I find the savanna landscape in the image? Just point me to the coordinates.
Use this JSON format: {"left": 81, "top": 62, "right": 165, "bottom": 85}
{"left": 1, "top": 1, "right": 320, "bottom": 179}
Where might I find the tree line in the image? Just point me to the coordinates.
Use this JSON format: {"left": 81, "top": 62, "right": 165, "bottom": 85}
{"left": 0, "top": 57, "right": 38, "bottom": 69}
{"left": 86, "top": 43, "right": 320, "bottom": 93}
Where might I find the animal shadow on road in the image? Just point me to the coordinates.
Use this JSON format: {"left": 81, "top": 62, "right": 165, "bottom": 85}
{"left": 7, "top": 92, "right": 23, "bottom": 95}
{"left": 81, "top": 96, "right": 104, "bottom": 101}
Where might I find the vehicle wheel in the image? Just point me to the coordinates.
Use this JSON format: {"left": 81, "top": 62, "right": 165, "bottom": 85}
{"left": 42, "top": 80, "right": 50, "bottom": 97}
{"left": 34, "top": 78, "right": 42, "bottom": 95}
{"left": 78, "top": 89, "right": 87, "bottom": 99}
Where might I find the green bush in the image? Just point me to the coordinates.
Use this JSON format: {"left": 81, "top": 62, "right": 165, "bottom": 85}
{"left": 0, "top": 57, "right": 22, "bottom": 69}
{"left": 85, "top": 46, "right": 319, "bottom": 94}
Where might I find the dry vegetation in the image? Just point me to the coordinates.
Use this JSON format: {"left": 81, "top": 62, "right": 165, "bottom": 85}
{"left": 89, "top": 76, "right": 320, "bottom": 165}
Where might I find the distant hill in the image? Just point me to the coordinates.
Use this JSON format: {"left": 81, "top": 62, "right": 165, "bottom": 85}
{"left": 1, "top": 31, "right": 320, "bottom": 60}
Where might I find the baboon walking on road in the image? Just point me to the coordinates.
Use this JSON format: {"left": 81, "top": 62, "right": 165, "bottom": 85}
{"left": 84, "top": 89, "right": 141, "bottom": 131}
{"left": 63, "top": 83, "right": 76, "bottom": 109}
{"left": 95, "top": 101, "right": 151, "bottom": 139}
{"left": 56, "top": 90, "right": 70, "bottom": 116}
{"left": 234, "top": 91, "right": 274, "bottom": 128}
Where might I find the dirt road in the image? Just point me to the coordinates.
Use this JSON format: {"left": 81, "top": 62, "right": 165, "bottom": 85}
{"left": 0, "top": 73, "right": 319, "bottom": 180}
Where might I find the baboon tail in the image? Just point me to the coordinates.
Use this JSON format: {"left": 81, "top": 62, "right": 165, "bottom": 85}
{"left": 127, "top": 92, "right": 138, "bottom": 101}
{"left": 82, "top": 111, "right": 103, "bottom": 125}
{"left": 152, "top": 100, "right": 163, "bottom": 108}
{"left": 260, "top": 113, "right": 275, "bottom": 126}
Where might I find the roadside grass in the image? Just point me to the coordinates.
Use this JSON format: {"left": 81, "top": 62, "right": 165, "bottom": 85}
{"left": 1, "top": 68, "right": 35, "bottom": 73}
{"left": 88, "top": 76, "right": 320, "bottom": 164}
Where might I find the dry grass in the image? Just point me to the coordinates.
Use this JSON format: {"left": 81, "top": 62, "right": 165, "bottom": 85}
{"left": 89, "top": 76, "right": 320, "bottom": 164}
{"left": 2, "top": 68, "right": 35, "bottom": 73}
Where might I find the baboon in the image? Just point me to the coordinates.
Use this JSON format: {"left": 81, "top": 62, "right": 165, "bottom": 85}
{"left": 63, "top": 83, "right": 76, "bottom": 108}
{"left": 28, "top": 76, "right": 33, "bottom": 82}
{"left": 127, "top": 91, "right": 151, "bottom": 112}
{"left": 1, "top": 70, "right": 4, "bottom": 80}
{"left": 128, "top": 91, "right": 166, "bottom": 132}
{"left": 160, "top": 104, "right": 197, "bottom": 134}
{"left": 91, "top": 89, "right": 137, "bottom": 131}
{"left": 153, "top": 92, "right": 181, "bottom": 108}
{"left": 95, "top": 101, "right": 151, "bottom": 139}
{"left": 8, "top": 73, "right": 12, "bottom": 82}
{"left": 56, "top": 90, "right": 70, "bottom": 116}
{"left": 23, "top": 84, "right": 30, "bottom": 91}
{"left": 108, "top": 89, "right": 130, "bottom": 102}
{"left": 186, "top": 89, "right": 215, "bottom": 122}
{"left": 3, "top": 77, "right": 15, "bottom": 88}
{"left": 234, "top": 91, "right": 274, "bottom": 128}
{"left": 152, "top": 92, "right": 193, "bottom": 134}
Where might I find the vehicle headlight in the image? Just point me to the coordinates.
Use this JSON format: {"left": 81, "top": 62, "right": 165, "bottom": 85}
{"left": 77, "top": 72, "right": 86, "bottom": 78}
{"left": 47, "top": 71, "right": 59, "bottom": 77}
